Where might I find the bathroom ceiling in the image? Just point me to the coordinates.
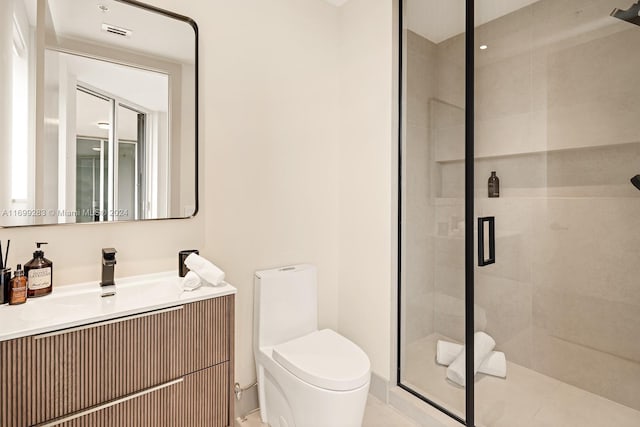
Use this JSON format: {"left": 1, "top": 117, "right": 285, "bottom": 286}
{"left": 47, "top": 0, "right": 195, "bottom": 64}
{"left": 320, "top": 0, "right": 542, "bottom": 43}
{"left": 60, "top": 51, "right": 169, "bottom": 112}
{"left": 406, "top": 0, "right": 541, "bottom": 43}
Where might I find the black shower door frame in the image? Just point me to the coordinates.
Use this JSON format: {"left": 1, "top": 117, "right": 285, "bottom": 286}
{"left": 396, "top": 1, "right": 476, "bottom": 426}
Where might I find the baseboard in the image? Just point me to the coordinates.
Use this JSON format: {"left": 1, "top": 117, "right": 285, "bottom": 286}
{"left": 368, "top": 371, "right": 390, "bottom": 403}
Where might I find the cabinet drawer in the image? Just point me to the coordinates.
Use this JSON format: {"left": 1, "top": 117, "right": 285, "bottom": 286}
{"left": 0, "top": 295, "right": 233, "bottom": 426}
{"left": 0, "top": 337, "right": 32, "bottom": 427}
{"left": 40, "top": 362, "right": 231, "bottom": 427}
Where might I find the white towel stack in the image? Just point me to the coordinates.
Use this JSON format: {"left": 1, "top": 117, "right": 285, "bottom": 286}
{"left": 180, "top": 253, "right": 225, "bottom": 291}
{"left": 181, "top": 271, "right": 202, "bottom": 291}
{"left": 437, "top": 332, "right": 507, "bottom": 386}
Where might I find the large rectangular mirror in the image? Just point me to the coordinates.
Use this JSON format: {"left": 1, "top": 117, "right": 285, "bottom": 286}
{"left": 0, "top": 0, "right": 198, "bottom": 227}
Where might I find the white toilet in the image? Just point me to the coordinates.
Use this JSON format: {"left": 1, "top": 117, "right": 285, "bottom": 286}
{"left": 254, "top": 264, "right": 371, "bottom": 427}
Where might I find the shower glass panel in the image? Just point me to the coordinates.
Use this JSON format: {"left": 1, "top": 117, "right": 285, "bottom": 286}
{"left": 399, "top": 0, "right": 467, "bottom": 422}
{"left": 400, "top": 1, "right": 640, "bottom": 426}
{"left": 473, "top": 1, "right": 640, "bottom": 426}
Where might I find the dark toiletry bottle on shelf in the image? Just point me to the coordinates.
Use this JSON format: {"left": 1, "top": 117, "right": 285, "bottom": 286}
{"left": 9, "top": 265, "right": 27, "bottom": 305}
{"left": 488, "top": 171, "right": 500, "bottom": 198}
{"left": 25, "top": 242, "right": 53, "bottom": 298}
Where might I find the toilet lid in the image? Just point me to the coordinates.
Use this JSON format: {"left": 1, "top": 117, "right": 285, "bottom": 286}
{"left": 272, "top": 329, "right": 370, "bottom": 391}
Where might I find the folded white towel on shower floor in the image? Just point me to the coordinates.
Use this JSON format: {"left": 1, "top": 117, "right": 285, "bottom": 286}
{"left": 436, "top": 340, "right": 507, "bottom": 378}
{"left": 445, "top": 332, "right": 501, "bottom": 386}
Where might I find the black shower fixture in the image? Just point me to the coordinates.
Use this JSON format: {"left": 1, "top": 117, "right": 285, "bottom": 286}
{"left": 611, "top": 1, "right": 640, "bottom": 26}
{"left": 631, "top": 175, "right": 640, "bottom": 191}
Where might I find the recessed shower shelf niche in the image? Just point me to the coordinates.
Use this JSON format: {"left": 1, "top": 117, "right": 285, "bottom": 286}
{"left": 434, "top": 140, "right": 640, "bottom": 164}
{"left": 435, "top": 141, "right": 640, "bottom": 199}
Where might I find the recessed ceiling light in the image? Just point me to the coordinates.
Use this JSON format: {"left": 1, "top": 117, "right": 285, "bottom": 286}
{"left": 97, "top": 121, "right": 110, "bottom": 130}
{"left": 92, "top": 147, "right": 102, "bottom": 152}
{"left": 480, "top": 45, "right": 488, "bottom": 50}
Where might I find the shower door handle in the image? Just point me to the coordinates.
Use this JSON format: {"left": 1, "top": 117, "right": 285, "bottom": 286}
{"left": 478, "top": 217, "right": 495, "bottom": 266}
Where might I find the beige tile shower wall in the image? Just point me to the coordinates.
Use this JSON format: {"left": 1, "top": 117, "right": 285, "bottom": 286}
{"left": 432, "top": 33, "right": 465, "bottom": 163}
{"left": 428, "top": 26, "right": 468, "bottom": 346}
{"left": 530, "top": 197, "right": 640, "bottom": 410}
{"left": 539, "top": 0, "right": 640, "bottom": 152}
{"left": 475, "top": 198, "right": 534, "bottom": 368}
{"left": 436, "top": 158, "right": 640, "bottom": 408}
{"left": 403, "top": 31, "right": 436, "bottom": 344}
{"left": 428, "top": 0, "right": 640, "bottom": 410}
{"left": 435, "top": 0, "right": 640, "bottom": 162}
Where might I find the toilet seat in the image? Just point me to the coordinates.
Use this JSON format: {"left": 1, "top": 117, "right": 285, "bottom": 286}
{"left": 272, "top": 329, "right": 370, "bottom": 391}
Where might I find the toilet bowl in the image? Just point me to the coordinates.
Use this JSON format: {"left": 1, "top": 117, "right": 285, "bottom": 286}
{"left": 254, "top": 264, "right": 370, "bottom": 427}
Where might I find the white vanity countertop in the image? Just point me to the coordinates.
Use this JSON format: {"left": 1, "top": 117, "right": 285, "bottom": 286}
{"left": 0, "top": 271, "right": 237, "bottom": 342}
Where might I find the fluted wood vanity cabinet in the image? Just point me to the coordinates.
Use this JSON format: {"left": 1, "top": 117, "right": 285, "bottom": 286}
{"left": 0, "top": 295, "right": 234, "bottom": 427}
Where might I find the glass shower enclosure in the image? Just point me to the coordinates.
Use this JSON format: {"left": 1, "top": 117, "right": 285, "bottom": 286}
{"left": 398, "top": 1, "right": 640, "bottom": 426}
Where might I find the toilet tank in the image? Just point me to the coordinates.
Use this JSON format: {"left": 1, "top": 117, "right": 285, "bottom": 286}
{"left": 254, "top": 264, "right": 318, "bottom": 350}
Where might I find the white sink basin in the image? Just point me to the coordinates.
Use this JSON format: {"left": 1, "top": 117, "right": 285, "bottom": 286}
{"left": 0, "top": 271, "right": 236, "bottom": 341}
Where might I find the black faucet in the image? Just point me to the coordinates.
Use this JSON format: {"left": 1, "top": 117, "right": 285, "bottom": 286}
{"left": 101, "top": 248, "right": 117, "bottom": 296}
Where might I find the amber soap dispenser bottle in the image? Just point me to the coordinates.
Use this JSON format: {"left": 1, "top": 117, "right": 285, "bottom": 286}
{"left": 25, "top": 242, "right": 53, "bottom": 297}
{"left": 9, "top": 265, "right": 27, "bottom": 305}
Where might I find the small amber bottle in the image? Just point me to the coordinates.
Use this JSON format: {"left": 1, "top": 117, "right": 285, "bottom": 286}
{"left": 488, "top": 171, "right": 500, "bottom": 198}
{"left": 9, "top": 265, "right": 27, "bottom": 305}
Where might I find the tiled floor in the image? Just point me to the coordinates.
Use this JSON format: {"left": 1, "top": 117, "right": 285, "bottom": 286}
{"left": 403, "top": 333, "right": 640, "bottom": 427}
{"left": 235, "top": 394, "right": 419, "bottom": 427}
{"left": 361, "top": 395, "right": 420, "bottom": 427}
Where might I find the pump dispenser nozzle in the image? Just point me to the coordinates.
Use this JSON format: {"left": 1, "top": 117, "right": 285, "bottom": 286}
{"left": 34, "top": 242, "right": 48, "bottom": 257}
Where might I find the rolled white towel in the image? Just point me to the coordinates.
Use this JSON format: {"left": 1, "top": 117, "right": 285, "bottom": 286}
{"left": 437, "top": 340, "right": 463, "bottom": 366}
{"left": 181, "top": 271, "right": 202, "bottom": 291}
{"left": 446, "top": 332, "right": 496, "bottom": 387}
{"left": 436, "top": 340, "right": 506, "bottom": 378}
{"left": 480, "top": 351, "right": 507, "bottom": 378}
{"left": 184, "top": 253, "right": 225, "bottom": 286}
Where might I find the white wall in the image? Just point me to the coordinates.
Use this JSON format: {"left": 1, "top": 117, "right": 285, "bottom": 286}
{"left": 176, "top": 0, "right": 343, "bottom": 390}
{"left": 0, "top": 216, "right": 204, "bottom": 284}
{"left": 337, "top": 0, "right": 396, "bottom": 382}
{"left": 187, "top": 0, "right": 396, "bottom": 389}
{"left": 0, "top": 0, "right": 397, "bottom": 401}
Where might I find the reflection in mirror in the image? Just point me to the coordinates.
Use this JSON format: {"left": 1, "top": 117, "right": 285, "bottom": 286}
{"left": 0, "top": 0, "right": 197, "bottom": 227}
{"left": 76, "top": 88, "right": 111, "bottom": 223}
